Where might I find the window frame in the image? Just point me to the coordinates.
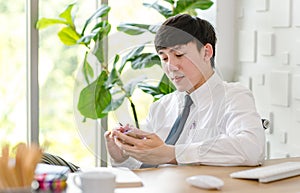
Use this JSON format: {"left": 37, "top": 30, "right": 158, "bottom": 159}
{"left": 26, "top": 0, "right": 108, "bottom": 166}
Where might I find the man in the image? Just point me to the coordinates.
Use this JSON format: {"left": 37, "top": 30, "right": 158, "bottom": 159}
{"left": 104, "top": 14, "right": 265, "bottom": 169}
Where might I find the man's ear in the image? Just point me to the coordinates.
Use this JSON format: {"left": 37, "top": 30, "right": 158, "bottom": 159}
{"left": 203, "top": 43, "right": 213, "bottom": 61}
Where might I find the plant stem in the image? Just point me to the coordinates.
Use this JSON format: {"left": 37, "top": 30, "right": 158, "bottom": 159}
{"left": 129, "top": 99, "right": 139, "bottom": 128}
{"left": 119, "top": 85, "right": 139, "bottom": 128}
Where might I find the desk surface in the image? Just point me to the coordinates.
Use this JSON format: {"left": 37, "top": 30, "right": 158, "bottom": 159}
{"left": 67, "top": 157, "right": 300, "bottom": 193}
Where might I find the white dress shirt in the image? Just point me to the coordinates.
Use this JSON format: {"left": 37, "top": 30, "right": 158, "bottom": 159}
{"left": 112, "top": 72, "right": 266, "bottom": 169}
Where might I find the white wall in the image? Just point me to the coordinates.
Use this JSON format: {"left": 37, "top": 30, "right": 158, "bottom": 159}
{"left": 216, "top": 0, "right": 300, "bottom": 159}
{"left": 215, "top": 0, "right": 237, "bottom": 81}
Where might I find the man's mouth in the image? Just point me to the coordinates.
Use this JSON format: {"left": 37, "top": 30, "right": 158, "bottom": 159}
{"left": 171, "top": 75, "right": 185, "bottom": 83}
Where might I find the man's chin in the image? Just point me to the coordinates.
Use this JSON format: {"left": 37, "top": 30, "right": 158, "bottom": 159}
{"left": 175, "top": 86, "right": 189, "bottom": 92}
{"left": 174, "top": 84, "right": 195, "bottom": 93}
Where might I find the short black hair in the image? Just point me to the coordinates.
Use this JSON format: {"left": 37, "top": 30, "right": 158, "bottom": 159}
{"left": 154, "top": 14, "right": 217, "bottom": 68}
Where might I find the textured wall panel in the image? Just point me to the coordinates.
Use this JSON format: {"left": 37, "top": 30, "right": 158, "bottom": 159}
{"left": 271, "top": 0, "right": 291, "bottom": 27}
{"left": 270, "top": 71, "right": 290, "bottom": 106}
{"left": 295, "top": 41, "right": 300, "bottom": 66}
{"left": 254, "top": 74, "right": 265, "bottom": 85}
{"left": 282, "top": 52, "right": 290, "bottom": 65}
{"left": 256, "top": 0, "right": 269, "bottom": 11}
{"left": 238, "top": 30, "right": 257, "bottom": 62}
{"left": 279, "top": 130, "right": 288, "bottom": 144}
{"left": 296, "top": 110, "right": 300, "bottom": 122}
{"left": 258, "top": 32, "right": 274, "bottom": 56}
{"left": 294, "top": 0, "right": 300, "bottom": 27}
{"left": 238, "top": 76, "right": 252, "bottom": 90}
{"left": 293, "top": 75, "right": 300, "bottom": 100}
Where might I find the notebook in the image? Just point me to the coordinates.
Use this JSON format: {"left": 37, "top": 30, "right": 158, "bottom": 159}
{"left": 80, "top": 167, "right": 143, "bottom": 188}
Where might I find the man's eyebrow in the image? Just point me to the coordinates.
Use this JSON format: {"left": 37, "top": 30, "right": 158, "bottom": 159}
{"left": 158, "top": 45, "right": 185, "bottom": 55}
{"left": 172, "top": 45, "right": 183, "bottom": 50}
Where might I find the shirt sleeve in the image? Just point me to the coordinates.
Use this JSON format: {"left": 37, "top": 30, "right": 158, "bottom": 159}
{"left": 110, "top": 157, "right": 142, "bottom": 170}
{"left": 175, "top": 85, "right": 266, "bottom": 166}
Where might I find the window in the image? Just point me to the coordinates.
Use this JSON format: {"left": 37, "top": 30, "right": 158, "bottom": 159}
{"left": 0, "top": 0, "right": 27, "bottom": 147}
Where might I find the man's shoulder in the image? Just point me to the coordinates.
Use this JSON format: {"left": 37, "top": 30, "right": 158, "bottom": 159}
{"left": 223, "top": 81, "right": 251, "bottom": 93}
{"left": 222, "top": 81, "right": 255, "bottom": 103}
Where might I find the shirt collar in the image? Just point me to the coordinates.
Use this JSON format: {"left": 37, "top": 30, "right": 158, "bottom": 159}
{"left": 174, "top": 72, "right": 223, "bottom": 110}
{"left": 191, "top": 71, "right": 223, "bottom": 109}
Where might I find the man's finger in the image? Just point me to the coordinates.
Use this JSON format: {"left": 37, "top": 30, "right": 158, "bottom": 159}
{"left": 104, "top": 130, "right": 111, "bottom": 138}
{"left": 113, "top": 130, "right": 142, "bottom": 144}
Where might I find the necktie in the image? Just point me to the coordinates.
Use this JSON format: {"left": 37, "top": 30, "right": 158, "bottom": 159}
{"left": 165, "top": 95, "right": 193, "bottom": 145}
{"left": 140, "top": 95, "right": 193, "bottom": 168}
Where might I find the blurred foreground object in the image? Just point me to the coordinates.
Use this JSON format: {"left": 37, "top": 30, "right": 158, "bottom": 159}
{"left": 40, "top": 153, "right": 80, "bottom": 173}
{"left": 0, "top": 143, "right": 43, "bottom": 190}
{"left": 33, "top": 163, "right": 70, "bottom": 192}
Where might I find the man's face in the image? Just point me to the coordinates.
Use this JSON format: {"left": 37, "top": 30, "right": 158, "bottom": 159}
{"left": 158, "top": 41, "right": 210, "bottom": 93}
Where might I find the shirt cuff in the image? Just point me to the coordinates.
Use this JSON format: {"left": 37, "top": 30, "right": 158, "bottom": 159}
{"left": 111, "top": 157, "right": 142, "bottom": 170}
{"left": 175, "top": 143, "right": 201, "bottom": 164}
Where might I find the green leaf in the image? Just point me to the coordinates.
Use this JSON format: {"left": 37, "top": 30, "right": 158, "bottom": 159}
{"left": 162, "top": 0, "right": 175, "bottom": 5}
{"left": 113, "top": 54, "right": 120, "bottom": 68}
{"left": 158, "top": 74, "right": 176, "bottom": 94}
{"left": 78, "top": 21, "right": 111, "bottom": 46}
{"left": 59, "top": 2, "right": 76, "bottom": 27}
{"left": 82, "top": 51, "right": 94, "bottom": 84}
{"left": 124, "top": 76, "right": 146, "bottom": 96}
{"left": 138, "top": 84, "right": 164, "bottom": 100}
{"left": 93, "top": 21, "right": 111, "bottom": 41}
{"left": 117, "top": 23, "right": 156, "bottom": 35}
{"left": 174, "top": 0, "right": 214, "bottom": 14}
{"left": 187, "top": 9, "right": 197, "bottom": 16}
{"left": 104, "top": 95, "right": 126, "bottom": 112}
{"left": 106, "top": 67, "right": 123, "bottom": 88}
{"left": 81, "top": 4, "right": 111, "bottom": 35}
{"left": 143, "top": 2, "right": 173, "bottom": 18}
{"left": 138, "top": 74, "right": 175, "bottom": 101}
{"left": 130, "top": 53, "right": 161, "bottom": 69}
{"left": 36, "top": 18, "right": 67, "bottom": 29}
{"left": 36, "top": 2, "right": 77, "bottom": 30}
{"left": 77, "top": 33, "right": 95, "bottom": 45}
{"left": 119, "top": 45, "right": 144, "bottom": 73}
{"left": 77, "top": 71, "right": 111, "bottom": 119}
{"left": 107, "top": 55, "right": 123, "bottom": 87}
{"left": 92, "top": 39, "right": 105, "bottom": 64}
{"left": 58, "top": 26, "right": 81, "bottom": 46}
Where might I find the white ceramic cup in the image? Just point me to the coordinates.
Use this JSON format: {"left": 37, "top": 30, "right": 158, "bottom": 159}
{"left": 73, "top": 171, "right": 116, "bottom": 193}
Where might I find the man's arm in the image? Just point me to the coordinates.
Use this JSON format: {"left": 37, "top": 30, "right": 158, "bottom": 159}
{"left": 175, "top": 87, "right": 266, "bottom": 166}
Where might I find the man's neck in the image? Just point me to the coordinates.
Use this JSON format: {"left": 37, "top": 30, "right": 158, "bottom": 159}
{"left": 186, "top": 70, "right": 214, "bottom": 94}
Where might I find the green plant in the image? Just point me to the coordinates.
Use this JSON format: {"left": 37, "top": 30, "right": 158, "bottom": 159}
{"left": 36, "top": 0, "right": 213, "bottom": 128}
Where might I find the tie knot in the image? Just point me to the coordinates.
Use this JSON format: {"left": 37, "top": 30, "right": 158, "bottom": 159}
{"left": 184, "top": 95, "right": 193, "bottom": 107}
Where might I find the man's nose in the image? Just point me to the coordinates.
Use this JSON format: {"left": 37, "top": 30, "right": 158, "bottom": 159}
{"left": 166, "top": 57, "right": 179, "bottom": 71}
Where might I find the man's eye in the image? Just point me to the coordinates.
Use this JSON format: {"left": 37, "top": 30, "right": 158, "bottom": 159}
{"left": 176, "top": 53, "right": 184, "bottom": 57}
{"left": 162, "top": 57, "right": 168, "bottom": 61}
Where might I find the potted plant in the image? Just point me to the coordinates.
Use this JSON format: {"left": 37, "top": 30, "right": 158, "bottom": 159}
{"left": 36, "top": 0, "right": 213, "bottom": 128}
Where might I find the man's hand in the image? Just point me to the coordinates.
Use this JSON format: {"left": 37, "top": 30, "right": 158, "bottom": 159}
{"left": 104, "top": 130, "right": 129, "bottom": 163}
{"left": 113, "top": 128, "right": 177, "bottom": 165}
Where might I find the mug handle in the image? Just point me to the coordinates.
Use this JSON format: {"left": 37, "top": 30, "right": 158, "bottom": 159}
{"left": 72, "top": 174, "right": 82, "bottom": 189}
